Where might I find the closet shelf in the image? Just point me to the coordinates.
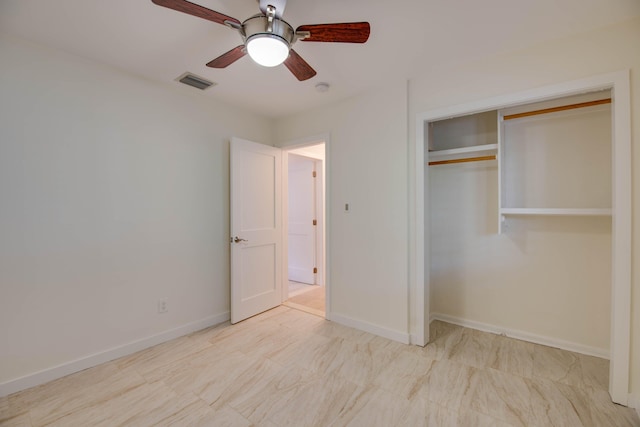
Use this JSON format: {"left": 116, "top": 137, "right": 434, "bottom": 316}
{"left": 502, "top": 98, "right": 611, "bottom": 121}
{"left": 429, "top": 155, "right": 495, "bottom": 166}
{"left": 500, "top": 208, "right": 612, "bottom": 217}
{"left": 428, "top": 143, "right": 497, "bottom": 160}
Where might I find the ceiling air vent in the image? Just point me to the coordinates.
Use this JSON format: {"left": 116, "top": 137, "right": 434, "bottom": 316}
{"left": 176, "top": 72, "right": 216, "bottom": 90}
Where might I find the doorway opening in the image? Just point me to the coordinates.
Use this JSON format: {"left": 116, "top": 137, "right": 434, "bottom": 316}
{"left": 282, "top": 142, "right": 326, "bottom": 317}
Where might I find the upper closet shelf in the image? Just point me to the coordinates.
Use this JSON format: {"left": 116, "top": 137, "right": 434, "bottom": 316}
{"left": 502, "top": 98, "right": 611, "bottom": 121}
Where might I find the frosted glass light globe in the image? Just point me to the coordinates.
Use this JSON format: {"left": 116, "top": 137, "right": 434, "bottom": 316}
{"left": 246, "top": 35, "right": 289, "bottom": 67}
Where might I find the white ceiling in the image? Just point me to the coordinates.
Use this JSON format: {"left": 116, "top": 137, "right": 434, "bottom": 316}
{"left": 1, "top": 0, "right": 639, "bottom": 118}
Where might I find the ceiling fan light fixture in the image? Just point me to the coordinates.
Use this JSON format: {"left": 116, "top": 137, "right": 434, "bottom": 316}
{"left": 150, "top": 0, "right": 371, "bottom": 81}
{"left": 246, "top": 34, "right": 290, "bottom": 67}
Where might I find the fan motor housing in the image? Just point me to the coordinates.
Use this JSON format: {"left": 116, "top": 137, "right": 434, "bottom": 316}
{"left": 243, "top": 15, "right": 295, "bottom": 47}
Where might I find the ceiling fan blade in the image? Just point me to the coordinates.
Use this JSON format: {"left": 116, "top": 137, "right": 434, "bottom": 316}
{"left": 151, "top": 0, "right": 240, "bottom": 26}
{"left": 284, "top": 49, "right": 317, "bottom": 81}
{"left": 296, "top": 22, "right": 370, "bottom": 43}
{"left": 206, "top": 45, "right": 246, "bottom": 68}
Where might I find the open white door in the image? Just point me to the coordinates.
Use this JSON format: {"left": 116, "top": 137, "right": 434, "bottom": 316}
{"left": 287, "top": 154, "right": 316, "bottom": 284}
{"left": 230, "top": 138, "right": 282, "bottom": 324}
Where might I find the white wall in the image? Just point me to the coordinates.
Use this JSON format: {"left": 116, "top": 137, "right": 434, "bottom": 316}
{"left": 275, "top": 82, "right": 410, "bottom": 340}
{"left": 0, "top": 34, "right": 271, "bottom": 391}
{"left": 409, "top": 17, "right": 640, "bottom": 400}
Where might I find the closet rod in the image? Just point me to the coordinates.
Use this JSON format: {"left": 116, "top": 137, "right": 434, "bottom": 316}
{"left": 428, "top": 155, "right": 496, "bottom": 166}
{"left": 503, "top": 98, "right": 611, "bottom": 121}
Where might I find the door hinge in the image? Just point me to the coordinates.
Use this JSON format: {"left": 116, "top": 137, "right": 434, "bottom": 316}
{"left": 312, "top": 171, "right": 316, "bottom": 178}
{"left": 313, "top": 267, "right": 318, "bottom": 274}
{"left": 312, "top": 219, "right": 317, "bottom": 226}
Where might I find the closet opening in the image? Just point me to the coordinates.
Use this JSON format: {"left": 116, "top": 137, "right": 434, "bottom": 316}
{"left": 413, "top": 71, "right": 631, "bottom": 405}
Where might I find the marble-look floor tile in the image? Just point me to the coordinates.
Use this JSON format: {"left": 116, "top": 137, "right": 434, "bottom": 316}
{"left": 161, "top": 349, "right": 251, "bottom": 396}
{"left": 115, "top": 335, "right": 212, "bottom": 378}
{"left": 124, "top": 391, "right": 204, "bottom": 426}
{"left": 310, "top": 320, "right": 375, "bottom": 345}
{"left": 586, "top": 388, "right": 640, "bottom": 427}
{"left": 329, "top": 386, "right": 410, "bottom": 427}
{"left": 373, "top": 351, "right": 436, "bottom": 400}
{"left": 418, "top": 323, "right": 466, "bottom": 361}
{"left": 267, "top": 307, "right": 326, "bottom": 332}
{"left": 241, "top": 305, "right": 293, "bottom": 326}
{"left": 444, "top": 328, "right": 497, "bottom": 369}
{"left": 282, "top": 335, "right": 347, "bottom": 377}
{"left": 532, "top": 344, "right": 583, "bottom": 388}
{"left": 397, "top": 397, "right": 460, "bottom": 426}
{"left": 0, "top": 411, "right": 32, "bottom": 427}
{"left": 205, "top": 318, "right": 299, "bottom": 359}
{"left": 400, "top": 396, "right": 517, "bottom": 427}
{"left": 420, "top": 322, "right": 482, "bottom": 362}
{"left": 266, "top": 372, "right": 360, "bottom": 427}
{"left": 430, "top": 320, "right": 463, "bottom": 341}
{"left": 187, "top": 319, "right": 229, "bottom": 337}
{"left": 196, "top": 405, "right": 253, "bottom": 427}
{"left": 237, "top": 323, "right": 307, "bottom": 360}
{"left": 457, "top": 407, "right": 518, "bottom": 427}
{"left": 488, "top": 335, "right": 535, "bottom": 378}
{"left": 28, "top": 367, "right": 147, "bottom": 426}
{"left": 415, "top": 359, "right": 480, "bottom": 412}
{"left": 147, "top": 395, "right": 218, "bottom": 426}
{"left": 265, "top": 331, "right": 333, "bottom": 368}
{"left": 146, "top": 340, "right": 242, "bottom": 384}
{"left": 1, "top": 397, "right": 30, "bottom": 427}
{"left": 3, "top": 311, "right": 638, "bottom": 427}
{"left": 526, "top": 376, "right": 592, "bottom": 427}
{"left": 229, "top": 365, "right": 318, "bottom": 424}
{"left": 329, "top": 341, "right": 399, "bottom": 387}
{"left": 8, "top": 362, "right": 120, "bottom": 416}
{"left": 469, "top": 368, "right": 533, "bottom": 427}
{"left": 166, "top": 403, "right": 252, "bottom": 427}
{"left": 199, "top": 356, "right": 283, "bottom": 410}
{"left": 579, "top": 353, "right": 609, "bottom": 391}
{"left": 368, "top": 335, "right": 410, "bottom": 354}
{"left": 44, "top": 382, "right": 195, "bottom": 427}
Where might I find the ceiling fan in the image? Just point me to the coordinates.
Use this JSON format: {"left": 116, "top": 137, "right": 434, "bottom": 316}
{"left": 151, "top": 0, "right": 371, "bottom": 81}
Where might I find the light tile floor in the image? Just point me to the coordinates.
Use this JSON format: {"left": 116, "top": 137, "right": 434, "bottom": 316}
{"left": 284, "top": 282, "right": 325, "bottom": 316}
{"left": 1, "top": 307, "right": 639, "bottom": 426}
{"left": 287, "top": 281, "right": 316, "bottom": 297}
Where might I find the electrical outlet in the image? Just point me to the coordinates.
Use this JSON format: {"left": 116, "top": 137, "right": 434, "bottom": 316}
{"left": 158, "top": 298, "right": 168, "bottom": 314}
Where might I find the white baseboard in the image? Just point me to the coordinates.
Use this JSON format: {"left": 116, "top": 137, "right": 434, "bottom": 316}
{"left": 0, "top": 311, "right": 230, "bottom": 398}
{"left": 327, "top": 312, "right": 410, "bottom": 344}
{"left": 430, "top": 312, "right": 609, "bottom": 359}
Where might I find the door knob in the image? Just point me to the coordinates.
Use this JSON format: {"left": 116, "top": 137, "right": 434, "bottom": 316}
{"left": 234, "top": 236, "right": 248, "bottom": 243}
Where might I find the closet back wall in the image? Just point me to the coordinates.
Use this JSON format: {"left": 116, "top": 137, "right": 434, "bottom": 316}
{"left": 429, "top": 158, "right": 611, "bottom": 355}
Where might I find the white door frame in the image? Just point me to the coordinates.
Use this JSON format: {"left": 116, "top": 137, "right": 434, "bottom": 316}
{"left": 413, "top": 70, "right": 631, "bottom": 404}
{"left": 279, "top": 134, "right": 330, "bottom": 314}
{"left": 313, "top": 158, "right": 325, "bottom": 288}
